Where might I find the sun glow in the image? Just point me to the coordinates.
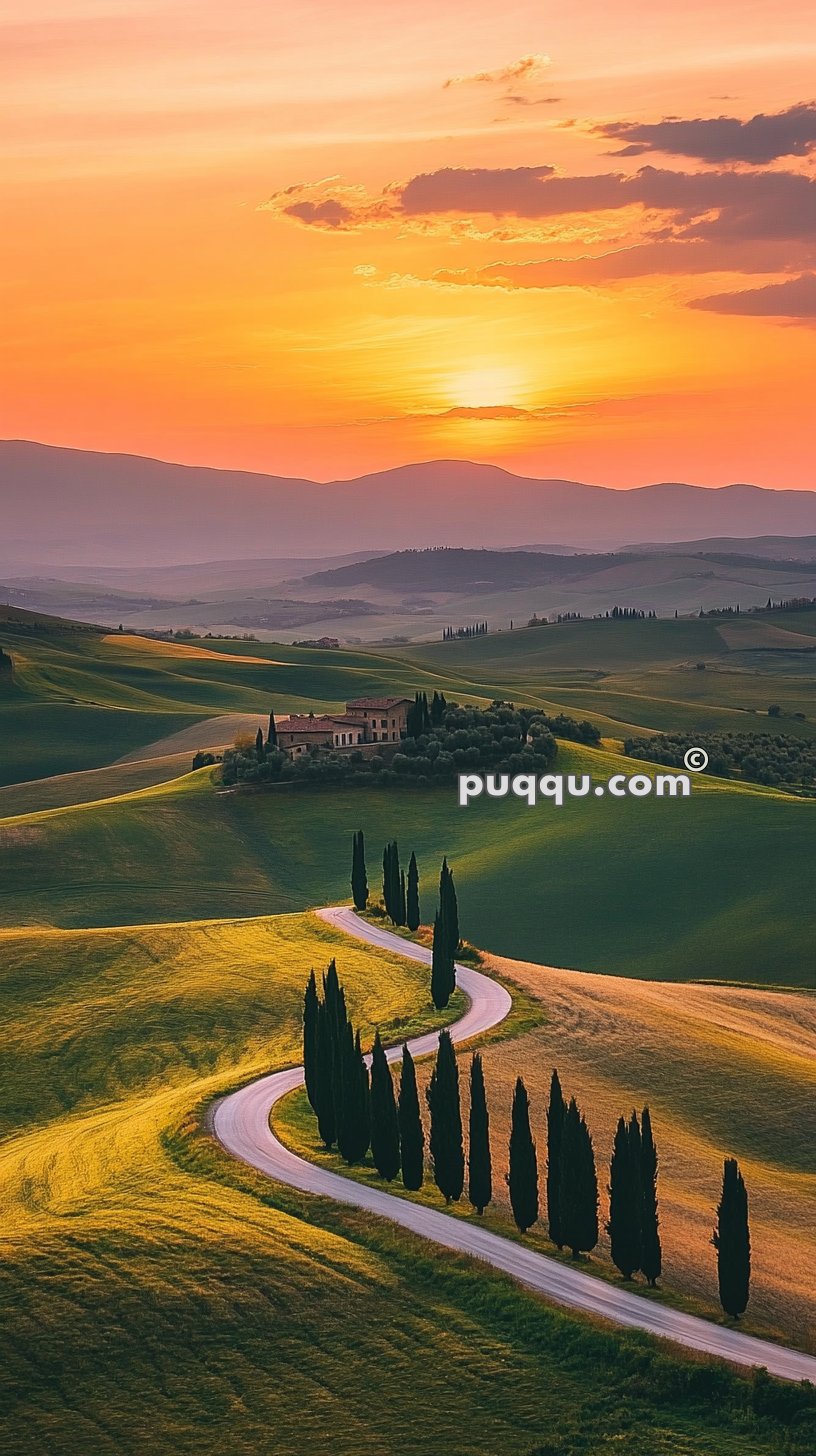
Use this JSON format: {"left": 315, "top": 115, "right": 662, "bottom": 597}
{"left": 447, "top": 365, "right": 526, "bottom": 410}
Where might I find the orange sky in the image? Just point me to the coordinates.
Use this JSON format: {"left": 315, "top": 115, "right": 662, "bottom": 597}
{"left": 1, "top": 1, "right": 815, "bottom": 486}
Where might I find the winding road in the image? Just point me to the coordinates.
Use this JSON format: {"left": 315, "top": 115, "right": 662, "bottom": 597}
{"left": 213, "top": 907, "right": 816, "bottom": 1385}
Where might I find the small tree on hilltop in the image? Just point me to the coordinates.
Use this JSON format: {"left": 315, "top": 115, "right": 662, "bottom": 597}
{"left": 546, "top": 1069, "right": 567, "bottom": 1249}
{"left": 398, "top": 1044, "right": 424, "bottom": 1191}
{"left": 430, "top": 690, "right": 446, "bottom": 726}
{"left": 639, "top": 1106, "right": 662, "bottom": 1287}
{"left": 507, "top": 1077, "right": 539, "bottom": 1233}
{"left": 712, "top": 1158, "right": 751, "bottom": 1318}
{"left": 467, "top": 1053, "right": 492, "bottom": 1215}
{"left": 559, "top": 1097, "right": 599, "bottom": 1259}
{"left": 370, "top": 1030, "right": 400, "bottom": 1181}
{"left": 426, "top": 1030, "right": 464, "bottom": 1203}
{"left": 351, "top": 829, "right": 368, "bottom": 911}
{"left": 606, "top": 1114, "right": 642, "bottom": 1280}
{"left": 406, "top": 851, "right": 420, "bottom": 932}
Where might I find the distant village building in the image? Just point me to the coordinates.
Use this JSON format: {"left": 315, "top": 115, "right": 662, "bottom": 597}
{"left": 276, "top": 696, "right": 412, "bottom": 757}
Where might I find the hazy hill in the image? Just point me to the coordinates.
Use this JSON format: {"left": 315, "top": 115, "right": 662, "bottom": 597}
{"left": 302, "top": 548, "right": 615, "bottom": 592}
{"left": 5, "top": 439, "right": 816, "bottom": 568}
{"left": 629, "top": 535, "right": 816, "bottom": 561}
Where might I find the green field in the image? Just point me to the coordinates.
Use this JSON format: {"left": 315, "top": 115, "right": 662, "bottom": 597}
{"left": 1, "top": 911, "right": 813, "bottom": 1456}
{"left": 0, "top": 743, "right": 810, "bottom": 986}
{"left": 1, "top": 604, "right": 814, "bottom": 1454}
{"left": 4, "top": 606, "right": 816, "bottom": 789}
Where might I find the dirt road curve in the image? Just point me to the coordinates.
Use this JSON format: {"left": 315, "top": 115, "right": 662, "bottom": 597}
{"left": 212, "top": 907, "right": 816, "bottom": 1384}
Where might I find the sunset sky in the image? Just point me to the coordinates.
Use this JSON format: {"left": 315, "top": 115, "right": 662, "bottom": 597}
{"left": 2, "top": 1, "right": 816, "bottom": 486}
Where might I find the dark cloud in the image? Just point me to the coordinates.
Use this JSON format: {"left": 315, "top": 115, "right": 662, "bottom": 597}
{"left": 596, "top": 102, "right": 816, "bottom": 164}
{"left": 400, "top": 164, "right": 561, "bottom": 216}
{"left": 282, "top": 198, "right": 354, "bottom": 229}
{"left": 266, "top": 163, "right": 816, "bottom": 251}
{"left": 691, "top": 273, "right": 816, "bottom": 319}
{"left": 428, "top": 238, "right": 813, "bottom": 289}
{"left": 399, "top": 164, "right": 816, "bottom": 244}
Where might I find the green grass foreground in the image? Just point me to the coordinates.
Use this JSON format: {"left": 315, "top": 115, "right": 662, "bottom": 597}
{"left": 0, "top": 906, "right": 812, "bottom": 1456}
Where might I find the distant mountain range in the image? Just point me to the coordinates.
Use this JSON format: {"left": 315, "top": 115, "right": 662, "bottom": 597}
{"left": 4, "top": 440, "right": 816, "bottom": 569}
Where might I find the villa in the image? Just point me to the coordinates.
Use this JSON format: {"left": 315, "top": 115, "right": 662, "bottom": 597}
{"left": 276, "top": 696, "right": 412, "bottom": 756}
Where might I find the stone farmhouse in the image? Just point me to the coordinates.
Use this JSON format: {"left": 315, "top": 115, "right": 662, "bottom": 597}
{"left": 276, "top": 696, "right": 412, "bottom": 757}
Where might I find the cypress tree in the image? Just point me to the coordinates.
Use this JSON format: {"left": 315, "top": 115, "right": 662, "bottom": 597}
{"left": 314, "top": 1000, "right": 337, "bottom": 1149}
{"left": 430, "top": 911, "right": 455, "bottom": 1010}
{"left": 559, "top": 1097, "right": 599, "bottom": 1259}
{"left": 467, "top": 1053, "right": 492, "bottom": 1215}
{"left": 426, "top": 1030, "right": 464, "bottom": 1203}
{"left": 382, "top": 840, "right": 401, "bottom": 922}
{"left": 430, "top": 690, "right": 446, "bottom": 725}
{"left": 397, "top": 868, "right": 407, "bottom": 927}
{"left": 406, "top": 851, "right": 420, "bottom": 931}
{"left": 546, "top": 1069, "right": 567, "bottom": 1249}
{"left": 336, "top": 1019, "right": 356, "bottom": 1162}
{"left": 439, "top": 858, "right": 460, "bottom": 957}
{"left": 639, "top": 1106, "right": 662, "bottom": 1287}
{"left": 337, "top": 1024, "right": 370, "bottom": 1165}
{"left": 255, "top": 726, "right": 265, "bottom": 759}
{"left": 507, "top": 1077, "right": 539, "bottom": 1232}
{"left": 351, "top": 829, "right": 368, "bottom": 911}
{"left": 391, "top": 842, "right": 402, "bottom": 921}
{"left": 398, "top": 1044, "right": 424, "bottom": 1190}
{"left": 370, "top": 1030, "right": 400, "bottom": 1180}
{"left": 712, "top": 1158, "right": 751, "bottom": 1318}
{"left": 267, "top": 711, "right": 277, "bottom": 748}
{"left": 322, "top": 958, "right": 346, "bottom": 1037}
{"left": 606, "top": 1114, "right": 642, "bottom": 1279}
{"left": 303, "top": 969, "right": 319, "bottom": 1111}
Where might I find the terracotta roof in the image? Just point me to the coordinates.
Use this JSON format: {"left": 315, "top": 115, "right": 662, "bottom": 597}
{"left": 345, "top": 696, "right": 412, "bottom": 710}
{"left": 277, "top": 716, "right": 336, "bottom": 734}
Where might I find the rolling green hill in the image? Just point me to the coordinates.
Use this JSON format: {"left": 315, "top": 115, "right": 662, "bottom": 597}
{"left": 0, "top": 745, "right": 811, "bottom": 987}
{"left": 0, "top": 909, "right": 811, "bottom": 1456}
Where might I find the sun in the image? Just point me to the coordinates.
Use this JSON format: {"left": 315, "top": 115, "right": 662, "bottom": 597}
{"left": 446, "top": 364, "right": 525, "bottom": 410}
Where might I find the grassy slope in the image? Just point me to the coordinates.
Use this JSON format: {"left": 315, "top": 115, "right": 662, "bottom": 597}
{"left": 395, "top": 614, "right": 816, "bottom": 739}
{"left": 0, "top": 747, "right": 811, "bottom": 987}
{"left": 4, "top": 912, "right": 806, "bottom": 1456}
{"left": 0, "top": 752, "right": 193, "bottom": 818}
{"left": 5, "top": 607, "right": 816, "bottom": 790}
{"left": 279, "top": 955, "right": 816, "bottom": 1351}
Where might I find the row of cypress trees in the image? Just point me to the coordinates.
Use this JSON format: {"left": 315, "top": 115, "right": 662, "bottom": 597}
{"left": 381, "top": 840, "right": 420, "bottom": 931}
{"left": 352, "top": 831, "right": 422, "bottom": 932}
{"left": 605, "top": 1108, "right": 661, "bottom": 1283}
{"left": 304, "top": 965, "right": 750, "bottom": 1316}
{"left": 405, "top": 689, "right": 447, "bottom": 737}
{"left": 303, "top": 960, "right": 369, "bottom": 1162}
{"left": 350, "top": 832, "right": 460, "bottom": 1011}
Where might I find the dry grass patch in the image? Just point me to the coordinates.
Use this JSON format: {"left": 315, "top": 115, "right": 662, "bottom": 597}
{"left": 472, "top": 954, "right": 816, "bottom": 1349}
{"left": 101, "top": 633, "right": 278, "bottom": 665}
